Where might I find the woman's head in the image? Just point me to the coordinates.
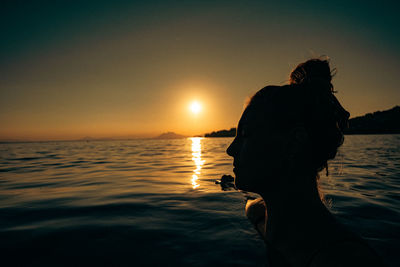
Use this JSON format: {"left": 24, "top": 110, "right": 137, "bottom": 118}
{"left": 227, "top": 58, "right": 350, "bottom": 194}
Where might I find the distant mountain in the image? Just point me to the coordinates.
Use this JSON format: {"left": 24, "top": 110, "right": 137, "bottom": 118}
{"left": 204, "top": 128, "right": 236, "bottom": 137}
{"left": 154, "top": 132, "right": 186, "bottom": 139}
{"left": 344, "top": 106, "right": 400, "bottom": 134}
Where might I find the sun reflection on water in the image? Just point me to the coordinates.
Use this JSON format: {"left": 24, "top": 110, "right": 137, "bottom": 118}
{"left": 191, "top": 137, "right": 205, "bottom": 189}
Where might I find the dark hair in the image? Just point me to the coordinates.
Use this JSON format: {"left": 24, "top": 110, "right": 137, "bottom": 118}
{"left": 289, "top": 58, "right": 335, "bottom": 91}
{"left": 249, "top": 58, "right": 350, "bottom": 176}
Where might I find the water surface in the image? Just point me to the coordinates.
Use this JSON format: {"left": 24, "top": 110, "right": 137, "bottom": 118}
{"left": 0, "top": 135, "right": 399, "bottom": 266}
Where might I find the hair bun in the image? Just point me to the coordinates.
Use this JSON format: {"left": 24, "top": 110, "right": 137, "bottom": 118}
{"left": 290, "top": 58, "right": 334, "bottom": 92}
{"left": 289, "top": 58, "right": 350, "bottom": 175}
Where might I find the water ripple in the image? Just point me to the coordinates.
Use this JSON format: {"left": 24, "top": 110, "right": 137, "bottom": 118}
{"left": 0, "top": 136, "right": 398, "bottom": 266}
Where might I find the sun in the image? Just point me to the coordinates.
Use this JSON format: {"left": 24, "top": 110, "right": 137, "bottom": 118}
{"left": 189, "top": 101, "right": 202, "bottom": 114}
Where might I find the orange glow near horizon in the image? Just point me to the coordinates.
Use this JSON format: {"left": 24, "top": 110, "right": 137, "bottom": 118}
{"left": 1, "top": 2, "right": 399, "bottom": 141}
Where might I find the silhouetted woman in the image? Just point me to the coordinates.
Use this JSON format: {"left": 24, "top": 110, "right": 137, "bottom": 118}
{"left": 227, "top": 59, "right": 384, "bottom": 266}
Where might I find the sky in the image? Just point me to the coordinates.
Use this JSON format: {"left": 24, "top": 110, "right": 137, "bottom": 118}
{"left": 1, "top": 0, "right": 399, "bottom": 140}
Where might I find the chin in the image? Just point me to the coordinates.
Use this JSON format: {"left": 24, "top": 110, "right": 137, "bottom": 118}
{"left": 234, "top": 175, "right": 255, "bottom": 192}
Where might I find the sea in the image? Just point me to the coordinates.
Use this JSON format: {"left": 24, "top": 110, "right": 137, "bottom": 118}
{"left": 0, "top": 135, "right": 399, "bottom": 266}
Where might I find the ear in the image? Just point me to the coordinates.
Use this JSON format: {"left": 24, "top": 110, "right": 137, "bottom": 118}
{"left": 285, "top": 125, "right": 309, "bottom": 160}
{"left": 293, "top": 125, "right": 309, "bottom": 145}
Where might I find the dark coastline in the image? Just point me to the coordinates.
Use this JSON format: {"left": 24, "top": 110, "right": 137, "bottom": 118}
{"left": 343, "top": 106, "right": 400, "bottom": 135}
{"left": 204, "top": 128, "right": 236, "bottom": 138}
{"left": 204, "top": 106, "right": 400, "bottom": 137}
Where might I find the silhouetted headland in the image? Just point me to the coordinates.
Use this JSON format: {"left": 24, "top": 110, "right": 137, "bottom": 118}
{"left": 204, "top": 128, "right": 236, "bottom": 137}
{"left": 205, "top": 106, "right": 399, "bottom": 137}
{"left": 153, "top": 132, "right": 186, "bottom": 139}
{"left": 344, "top": 106, "right": 400, "bottom": 134}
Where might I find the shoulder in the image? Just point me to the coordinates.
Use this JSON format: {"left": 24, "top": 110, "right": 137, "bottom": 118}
{"left": 245, "top": 198, "right": 266, "bottom": 238}
{"left": 309, "top": 239, "right": 385, "bottom": 267}
{"left": 245, "top": 198, "right": 266, "bottom": 223}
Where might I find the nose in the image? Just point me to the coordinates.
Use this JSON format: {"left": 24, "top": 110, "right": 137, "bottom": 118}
{"left": 226, "top": 138, "right": 237, "bottom": 157}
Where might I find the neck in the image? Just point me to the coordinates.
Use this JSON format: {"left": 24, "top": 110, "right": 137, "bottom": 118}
{"left": 259, "top": 172, "right": 335, "bottom": 264}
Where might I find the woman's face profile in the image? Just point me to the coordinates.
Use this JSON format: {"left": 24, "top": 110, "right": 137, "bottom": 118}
{"left": 227, "top": 104, "right": 284, "bottom": 193}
